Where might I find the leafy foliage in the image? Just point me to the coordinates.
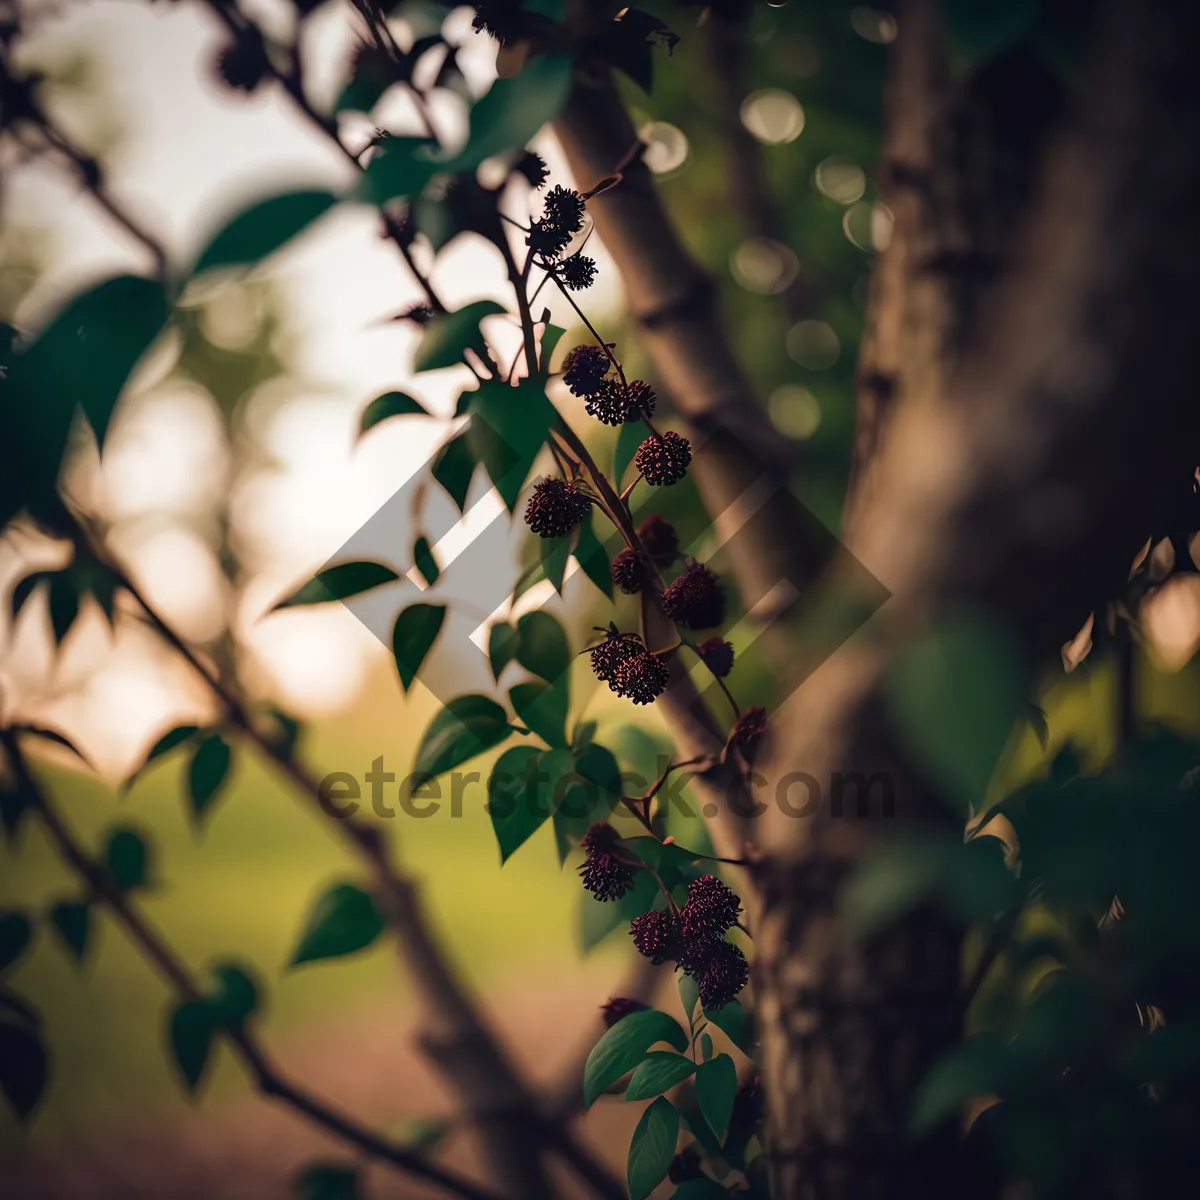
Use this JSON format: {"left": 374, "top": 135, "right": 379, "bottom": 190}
{"left": 291, "top": 883, "right": 385, "bottom": 967}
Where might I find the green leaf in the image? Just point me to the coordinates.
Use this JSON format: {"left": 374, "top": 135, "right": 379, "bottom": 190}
{"left": 695, "top": 1053, "right": 737, "bottom": 1140}
{"left": 613, "top": 419, "right": 644, "bottom": 485}
{"left": 431, "top": 428, "right": 477, "bottom": 511}
{"left": 672, "top": 1181, "right": 731, "bottom": 1199}
{"left": 413, "top": 535, "right": 440, "bottom": 586}
{"left": 48, "top": 573, "right": 79, "bottom": 644}
{"left": 516, "top": 610, "right": 570, "bottom": 681}
{"left": 488, "top": 745, "right": 571, "bottom": 863}
{"left": 573, "top": 516, "right": 613, "bottom": 598}
{"left": 209, "top": 962, "right": 259, "bottom": 1026}
{"left": 627, "top": 1095, "right": 679, "bottom": 1200}
{"left": 48, "top": 901, "right": 91, "bottom": 963}
{"left": 359, "top": 136, "right": 440, "bottom": 205}
{"left": 679, "top": 975, "right": 700, "bottom": 1023}
{"left": 294, "top": 1163, "right": 360, "bottom": 1200}
{"left": 358, "top": 390, "right": 428, "bottom": 439}
{"left": 578, "top": 868, "right": 657, "bottom": 953}
{"left": 700, "top": 1032, "right": 714, "bottom": 1062}
{"left": 291, "top": 883, "right": 385, "bottom": 967}
{"left": 885, "top": 614, "right": 1028, "bottom": 813}
{"left": 0, "top": 1005, "right": 48, "bottom": 1120}
{"left": 541, "top": 533, "right": 571, "bottom": 595}
{"left": 510, "top": 679, "right": 569, "bottom": 749}
{"left": 275, "top": 561, "right": 401, "bottom": 609}
{"left": 0, "top": 911, "right": 33, "bottom": 974}
{"left": 488, "top": 621, "right": 520, "bottom": 679}
{"left": 540, "top": 322, "right": 566, "bottom": 374}
{"left": 168, "top": 999, "right": 215, "bottom": 1092}
{"left": 414, "top": 300, "right": 505, "bottom": 373}
{"left": 392, "top": 603, "right": 446, "bottom": 692}
{"left": 106, "top": 826, "right": 150, "bottom": 890}
{"left": 468, "top": 377, "right": 557, "bottom": 511}
{"left": 625, "top": 1051, "right": 696, "bottom": 1101}
{"left": 125, "top": 724, "right": 200, "bottom": 791}
{"left": 194, "top": 190, "right": 338, "bottom": 275}
{"left": 910, "top": 1033, "right": 1010, "bottom": 1135}
{"left": 441, "top": 55, "right": 574, "bottom": 172}
{"left": 412, "top": 694, "right": 513, "bottom": 783}
{"left": 583, "top": 1008, "right": 690, "bottom": 1107}
{"left": 188, "top": 732, "right": 232, "bottom": 824}
{"left": 704, "top": 1000, "right": 751, "bottom": 1053}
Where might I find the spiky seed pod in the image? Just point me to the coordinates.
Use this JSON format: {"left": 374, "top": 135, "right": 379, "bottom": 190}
{"left": 578, "top": 823, "right": 636, "bottom": 901}
{"left": 585, "top": 379, "right": 630, "bottom": 426}
{"left": 680, "top": 874, "right": 742, "bottom": 946}
{"left": 685, "top": 940, "right": 749, "bottom": 1010}
{"left": 543, "top": 184, "right": 586, "bottom": 235}
{"left": 471, "top": 0, "right": 525, "bottom": 45}
{"left": 562, "top": 344, "right": 612, "bottom": 397}
{"left": 629, "top": 909, "right": 680, "bottom": 964}
{"left": 636, "top": 430, "right": 692, "bottom": 486}
{"left": 661, "top": 562, "right": 725, "bottom": 630}
{"left": 588, "top": 629, "right": 640, "bottom": 685}
{"left": 560, "top": 254, "right": 598, "bottom": 291}
{"left": 612, "top": 648, "right": 671, "bottom": 705}
{"left": 611, "top": 549, "right": 646, "bottom": 595}
{"left": 638, "top": 515, "right": 680, "bottom": 565}
{"left": 623, "top": 380, "right": 657, "bottom": 421}
{"left": 516, "top": 151, "right": 549, "bottom": 189}
{"left": 523, "top": 478, "right": 591, "bottom": 538}
{"left": 214, "top": 29, "right": 270, "bottom": 92}
{"left": 527, "top": 218, "right": 572, "bottom": 259}
{"left": 601, "top": 997, "right": 648, "bottom": 1028}
{"left": 732, "top": 705, "right": 768, "bottom": 745}
{"left": 697, "top": 636, "right": 735, "bottom": 678}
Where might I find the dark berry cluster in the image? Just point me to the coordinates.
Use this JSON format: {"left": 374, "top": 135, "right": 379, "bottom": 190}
{"left": 638, "top": 515, "right": 679, "bottom": 565}
{"left": 697, "top": 636, "right": 735, "bottom": 678}
{"left": 628, "top": 874, "right": 747, "bottom": 1009}
{"left": 588, "top": 629, "right": 670, "bottom": 704}
{"left": 660, "top": 562, "right": 725, "bottom": 629}
{"left": 523, "top": 478, "right": 591, "bottom": 538}
{"left": 584, "top": 379, "right": 658, "bottom": 426}
{"left": 732, "top": 705, "right": 768, "bottom": 746}
{"left": 578, "top": 823, "right": 636, "bottom": 901}
{"left": 528, "top": 184, "right": 586, "bottom": 259}
{"left": 560, "top": 255, "right": 597, "bottom": 291}
{"left": 214, "top": 29, "right": 269, "bottom": 92}
{"left": 516, "top": 151, "right": 549, "bottom": 190}
{"left": 636, "top": 430, "right": 692, "bottom": 486}
{"left": 611, "top": 548, "right": 646, "bottom": 595}
{"left": 601, "top": 997, "right": 648, "bottom": 1028}
{"left": 563, "top": 344, "right": 612, "bottom": 398}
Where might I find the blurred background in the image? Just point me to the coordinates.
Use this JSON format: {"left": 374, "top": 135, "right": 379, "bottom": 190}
{"left": 3, "top": 0, "right": 1200, "bottom": 1196}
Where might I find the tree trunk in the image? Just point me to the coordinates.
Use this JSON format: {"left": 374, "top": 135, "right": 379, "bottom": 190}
{"left": 758, "top": 0, "right": 1200, "bottom": 1197}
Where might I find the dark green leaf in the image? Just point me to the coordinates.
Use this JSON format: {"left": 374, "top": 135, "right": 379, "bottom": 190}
{"left": 440, "top": 55, "right": 574, "bottom": 172}
{"left": 700, "top": 1032, "right": 714, "bottom": 1062}
{"left": 48, "top": 901, "right": 91, "bottom": 963}
{"left": 392, "top": 603, "right": 446, "bottom": 692}
{"left": 541, "top": 533, "right": 571, "bottom": 595}
{"left": 488, "top": 745, "right": 570, "bottom": 863}
{"left": 188, "top": 732, "right": 232, "bottom": 824}
{"left": 293, "top": 1162, "right": 360, "bottom": 1200}
{"left": 412, "top": 694, "right": 512, "bottom": 783}
{"left": 584, "top": 1008, "right": 690, "bottom": 1107}
{"left": 539, "top": 322, "right": 566, "bottom": 374}
{"left": 431, "top": 428, "right": 477, "bottom": 511}
{"left": 627, "top": 1095, "right": 679, "bottom": 1200}
{"left": 359, "top": 136, "right": 440, "bottom": 205}
{"left": 704, "top": 1000, "right": 751, "bottom": 1053}
{"left": 613, "top": 419, "right": 644, "bottom": 485}
{"left": 578, "top": 868, "right": 657, "bottom": 954}
{"left": 0, "top": 783, "right": 29, "bottom": 846}
{"left": 944, "top": 0, "right": 1041, "bottom": 73}
{"left": 468, "top": 378, "right": 557, "bottom": 511}
{"left": 695, "top": 1053, "right": 737, "bottom": 1140}
{"left": 105, "top": 826, "right": 150, "bottom": 890}
{"left": 911, "top": 1032, "right": 1010, "bottom": 1134}
{"left": 489, "top": 621, "right": 520, "bottom": 680}
{"left": 291, "top": 882, "right": 385, "bottom": 967}
{"left": 672, "top": 1181, "right": 731, "bottom": 1199}
{"left": 168, "top": 1000, "right": 215, "bottom": 1092}
{"left": 573, "top": 517, "right": 613, "bottom": 598}
{"left": 625, "top": 1051, "right": 696, "bottom": 1100}
{"left": 413, "top": 535, "right": 440, "bottom": 587}
{"left": 0, "top": 1006, "right": 48, "bottom": 1120}
{"left": 510, "top": 679, "right": 569, "bottom": 749}
{"left": 516, "top": 610, "right": 570, "bottom": 682}
{"left": 10, "top": 571, "right": 51, "bottom": 622}
{"left": 275, "top": 561, "right": 400, "bottom": 609}
{"left": 125, "top": 724, "right": 200, "bottom": 791}
{"left": 414, "top": 300, "right": 505, "bottom": 373}
{"left": 209, "top": 962, "right": 259, "bottom": 1026}
{"left": 358, "top": 391, "right": 428, "bottom": 439}
{"left": 0, "top": 911, "right": 32, "bottom": 974}
{"left": 512, "top": 559, "right": 546, "bottom": 604}
{"left": 679, "top": 975, "right": 700, "bottom": 1023}
{"left": 48, "top": 573, "right": 79, "bottom": 644}
{"left": 194, "top": 190, "right": 338, "bottom": 275}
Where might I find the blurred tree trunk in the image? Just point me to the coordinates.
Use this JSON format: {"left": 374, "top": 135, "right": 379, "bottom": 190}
{"left": 757, "top": 1, "right": 1200, "bottom": 1198}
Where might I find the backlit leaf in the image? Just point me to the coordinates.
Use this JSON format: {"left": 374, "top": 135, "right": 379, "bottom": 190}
{"left": 291, "top": 882, "right": 385, "bottom": 967}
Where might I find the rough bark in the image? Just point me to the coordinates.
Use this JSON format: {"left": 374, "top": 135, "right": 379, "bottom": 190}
{"left": 757, "top": 0, "right": 1200, "bottom": 1197}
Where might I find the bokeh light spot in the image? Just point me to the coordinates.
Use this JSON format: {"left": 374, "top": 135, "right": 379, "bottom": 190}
{"left": 739, "top": 89, "right": 805, "bottom": 145}
{"left": 730, "top": 238, "right": 800, "bottom": 295}
{"left": 786, "top": 319, "right": 840, "bottom": 370}
{"left": 638, "top": 121, "right": 690, "bottom": 175}
{"left": 768, "top": 384, "right": 822, "bottom": 439}
{"left": 815, "top": 156, "right": 867, "bottom": 205}
{"left": 851, "top": 6, "right": 899, "bottom": 44}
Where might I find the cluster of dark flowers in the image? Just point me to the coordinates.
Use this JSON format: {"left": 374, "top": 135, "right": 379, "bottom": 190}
{"left": 525, "top": 183, "right": 597, "bottom": 291}
{"left": 630, "top": 875, "right": 749, "bottom": 1009}
{"left": 588, "top": 626, "right": 671, "bottom": 705}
